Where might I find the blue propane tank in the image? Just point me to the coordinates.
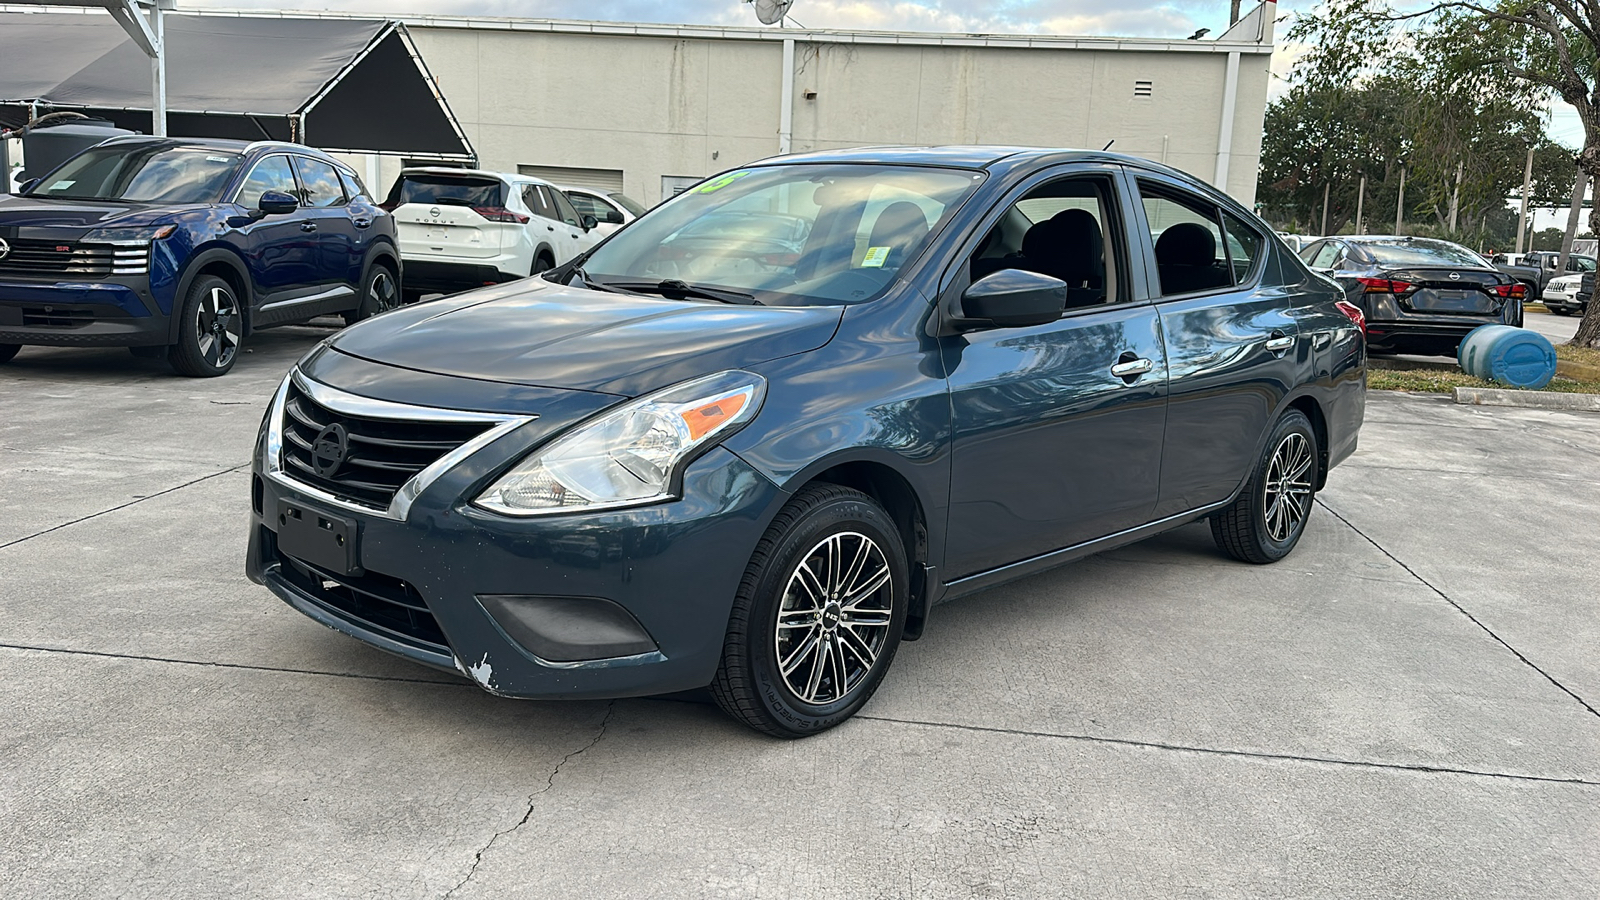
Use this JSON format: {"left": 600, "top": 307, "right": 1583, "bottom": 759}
{"left": 1457, "top": 324, "right": 1557, "bottom": 389}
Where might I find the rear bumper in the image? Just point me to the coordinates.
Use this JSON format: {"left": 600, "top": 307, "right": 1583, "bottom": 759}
{"left": 401, "top": 258, "right": 527, "bottom": 293}
{"left": 0, "top": 276, "right": 169, "bottom": 346}
{"left": 1363, "top": 318, "right": 1497, "bottom": 353}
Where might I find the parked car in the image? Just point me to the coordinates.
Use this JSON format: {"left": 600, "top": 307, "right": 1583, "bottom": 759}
{"left": 1542, "top": 271, "right": 1591, "bottom": 316}
{"left": 560, "top": 185, "right": 646, "bottom": 238}
{"left": 247, "top": 147, "right": 1365, "bottom": 738}
{"left": 1303, "top": 235, "right": 1524, "bottom": 355}
{"left": 1491, "top": 249, "right": 1595, "bottom": 295}
{"left": 0, "top": 136, "right": 399, "bottom": 376}
{"left": 382, "top": 168, "right": 603, "bottom": 302}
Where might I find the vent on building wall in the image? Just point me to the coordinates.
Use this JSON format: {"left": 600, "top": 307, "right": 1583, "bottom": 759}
{"left": 1134, "top": 80, "right": 1153, "bottom": 98}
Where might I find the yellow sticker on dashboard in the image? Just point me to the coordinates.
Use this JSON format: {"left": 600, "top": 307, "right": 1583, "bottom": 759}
{"left": 861, "top": 246, "right": 891, "bottom": 268}
{"left": 697, "top": 171, "right": 751, "bottom": 193}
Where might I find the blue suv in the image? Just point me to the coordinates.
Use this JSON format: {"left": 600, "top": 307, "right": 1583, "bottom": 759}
{"left": 0, "top": 137, "right": 400, "bottom": 376}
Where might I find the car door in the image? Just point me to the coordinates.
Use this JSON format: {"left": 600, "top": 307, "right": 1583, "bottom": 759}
{"left": 292, "top": 156, "right": 362, "bottom": 299}
{"left": 550, "top": 186, "right": 600, "bottom": 256}
{"left": 524, "top": 184, "right": 576, "bottom": 263}
{"left": 566, "top": 189, "right": 625, "bottom": 237}
{"left": 229, "top": 153, "right": 316, "bottom": 309}
{"left": 941, "top": 164, "right": 1169, "bottom": 579}
{"left": 1130, "top": 173, "right": 1303, "bottom": 518}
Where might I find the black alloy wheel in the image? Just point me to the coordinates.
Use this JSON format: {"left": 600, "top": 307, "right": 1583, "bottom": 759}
{"left": 168, "top": 275, "right": 242, "bottom": 377}
{"left": 711, "top": 484, "right": 909, "bottom": 738}
{"left": 1211, "top": 409, "right": 1319, "bottom": 564}
{"left": 345, "top": 264, "right": 400, "bottom": 325}
{"left": 0, "top": 343, "right": 19, "bottom": 364}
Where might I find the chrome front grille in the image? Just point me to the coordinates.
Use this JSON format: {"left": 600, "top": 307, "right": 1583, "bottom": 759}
{"left": 0, "top": 239, "right": 149, "bottom": 276}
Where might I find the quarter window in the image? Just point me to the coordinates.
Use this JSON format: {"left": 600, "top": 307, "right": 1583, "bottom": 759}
{"left": 235, "top": 155, "right": 298, "bottom": 209}
{"left": 293, "top": 157, "right": 347, "bottom": 208}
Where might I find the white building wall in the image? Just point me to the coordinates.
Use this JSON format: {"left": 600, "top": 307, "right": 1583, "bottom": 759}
{"left": 391, "top": 8, "right": 1273, "bottom": 209}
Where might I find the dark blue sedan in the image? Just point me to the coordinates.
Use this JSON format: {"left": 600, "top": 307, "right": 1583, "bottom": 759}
{"left": 0, "top": 136, "right": 399, "bottom": 376}
{"left": 247, "top": 147, "right": 1365, "bottom": 737}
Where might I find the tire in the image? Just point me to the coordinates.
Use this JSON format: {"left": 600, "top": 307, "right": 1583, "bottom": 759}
{"left": 343, "top": 263, "right": 399, "bottom": 326}
{"left": 167, "top": 274, "right": 243, "bottom": 377}
{"left": 531, "top": 252, "right": 556, "bottom": 276}
{"left": 711, "top": 484, "right": 909, "bottom": 738}
{"left": 0, "top": 343, "right": 19, "bottom": 364}
{"left": 1211, "top": 409, "right": 1319, "bottom": 565}
{"left": 1550, "top": 307, "right": 1571, "bottom": 316}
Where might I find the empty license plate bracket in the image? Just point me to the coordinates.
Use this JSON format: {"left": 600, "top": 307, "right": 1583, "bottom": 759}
{"left": 277, "top": 502, "right": 362, "bottom": 576}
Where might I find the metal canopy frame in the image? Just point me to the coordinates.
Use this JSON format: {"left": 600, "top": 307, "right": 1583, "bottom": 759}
{"left": 7, "top": 0, "right": 173, "bottom": 135}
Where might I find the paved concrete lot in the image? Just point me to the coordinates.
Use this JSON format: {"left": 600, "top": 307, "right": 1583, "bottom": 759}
{"left": 4, "top": 329, "right": 1599, "bottom": 898}
{"left": 1525, "top": 307, "right": 1581, "bottom": 344}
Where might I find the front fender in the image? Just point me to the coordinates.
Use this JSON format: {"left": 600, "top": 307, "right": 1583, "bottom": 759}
{"left": 167, "top": 245, "right": 254, "bottom": 343}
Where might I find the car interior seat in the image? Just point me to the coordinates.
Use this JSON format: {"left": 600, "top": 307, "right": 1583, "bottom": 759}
{"left": 1154, "top": 222, "right": 1230, "bottom": 295}
{"left": 1017, "top": 209, "right": 1106, "bottom": 307}
{"left": 865, "top": 201, "right": 931, "bottom": 268}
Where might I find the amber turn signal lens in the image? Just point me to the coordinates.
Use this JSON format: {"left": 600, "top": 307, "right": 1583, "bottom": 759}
{"left": 680, "top": 392, "right": 749, "bottom": 440}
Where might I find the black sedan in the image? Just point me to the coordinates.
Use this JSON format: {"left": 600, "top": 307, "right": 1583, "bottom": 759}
{"left": 1300, "top": 235, "right": 1524, "bottom": 355}
{"left": 248, "top": 147, "right": 1366, "bottom": 738}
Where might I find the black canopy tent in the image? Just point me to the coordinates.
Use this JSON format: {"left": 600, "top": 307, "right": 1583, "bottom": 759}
{"left": 0, "top": 12, "right": 475, "bottom": 161}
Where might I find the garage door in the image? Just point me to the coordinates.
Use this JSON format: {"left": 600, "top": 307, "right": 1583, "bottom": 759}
{"left": 517, "top": 165, "right": 624, "bottom": 192}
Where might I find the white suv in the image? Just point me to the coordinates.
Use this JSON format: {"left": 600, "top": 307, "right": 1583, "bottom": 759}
{"left": 383, "top": 168, "right": 602, "bottom": 301}
{"left": 560, "top": 185, "right": 647, "bottom": 238}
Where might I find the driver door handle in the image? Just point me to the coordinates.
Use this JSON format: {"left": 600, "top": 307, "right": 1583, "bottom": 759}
{"left": 1110, "top": 358, "right": 1154, "bottom": 378}
{"left": 1265, "top": 332, "right": 1295, "bottom": 353}
{"left": 300, "top": 221, "right": 318, "bottom": 233}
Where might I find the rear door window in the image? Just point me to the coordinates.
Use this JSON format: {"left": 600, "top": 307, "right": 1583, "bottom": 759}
{"left": 293, "top": 157, "right": 347, "bottom": 208}
{"left": 1309, "top": 242, "right": 1341, "bottom": 269}
{"left": 1139, "top": 185, "right": 1232, "bottom": 296}
{"left": 565, "top": 191, "right": 610, "bottom": 221}
{"left": 1220, "top": 212, "right": 1263, "bottom": 284}
{"left": 550, "top": 187, "right": 582, "bottom": 226}
{"left": 235, "top": 155, "right": 298, "bottom": 209}
{"left": 524, "top": 185, "right": 558, "bottom": 221}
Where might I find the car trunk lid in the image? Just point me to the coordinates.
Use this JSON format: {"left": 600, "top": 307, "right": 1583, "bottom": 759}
{"left": 1386, "top": 268, "right": 1506, "bottom": 315}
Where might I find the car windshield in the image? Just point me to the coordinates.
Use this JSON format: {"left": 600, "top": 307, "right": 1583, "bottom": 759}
{"left": 575, "top": 164, "right": 984, "bottom": 306}
{"left": 387, "top": 174, "right": 506, "bottom": 208}
{"left": 1361, "top": 239, "right": 1489, "bottom": 268}
{"left": 609, "top": 192, "right": 646, "bottom": 217}
{"left": 26, "top": 144, "right": 242, "bottom": 203}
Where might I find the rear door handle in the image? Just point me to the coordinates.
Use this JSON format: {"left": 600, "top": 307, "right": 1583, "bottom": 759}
{"left": 1110, "top": 358, "right": 1154, "bottom": 379}
{"left": 300, "top": 222, "right": 318, "bottom": 233}
{"left": 1265, "top": 332, "right": 1295, "bottom": 353}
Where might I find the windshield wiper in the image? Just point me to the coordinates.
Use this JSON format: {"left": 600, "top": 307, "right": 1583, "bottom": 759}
{"left": 596, "top": 278, "right": 760, "bottom": 305}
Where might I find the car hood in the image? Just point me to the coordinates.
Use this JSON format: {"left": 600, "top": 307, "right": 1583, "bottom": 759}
{"left": 328, "top": 278, "right": 845, "bottom": 397}
{"left": 0, "top": 195, "right": 196, "bottom": 235}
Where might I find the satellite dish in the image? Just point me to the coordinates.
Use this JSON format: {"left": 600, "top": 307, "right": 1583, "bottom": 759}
{"left": 750, "top": 0, "right": 794, "bottom": 25}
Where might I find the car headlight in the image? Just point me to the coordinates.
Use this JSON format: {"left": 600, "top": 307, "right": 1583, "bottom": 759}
{"left": 474, "top": 370, "right": 766, "bottom": 516}
{"left": 81, "top": 224, "right": 177, "bottom": 245}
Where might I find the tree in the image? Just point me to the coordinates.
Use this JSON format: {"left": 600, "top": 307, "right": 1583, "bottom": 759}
{"left": 1288, "top": 0, "right": 1600, "bottom": 347}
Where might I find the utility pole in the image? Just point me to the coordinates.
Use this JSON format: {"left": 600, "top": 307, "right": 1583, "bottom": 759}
{"left": 1557, "top": 170, "right": 1586, "bottom": 274}
{"left": 1355, "top": 174, "right": 1366, "bottom": 235}
{"left": 1448, "top": 159, "right": 1464, "bottom": 232}
{"left": 1321, "top": 182, "right": 1330, "bottom": 235}
{"left": 1515, "top": 146, "right": 1534, "bottom": 254}
{"left": 1395, "top": 163, "right": 1407, "bottom": 234}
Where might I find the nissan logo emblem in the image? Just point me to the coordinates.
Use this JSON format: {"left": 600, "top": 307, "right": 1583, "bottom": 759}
{"left": 310, "top": 423, "right": 349, "bottom": 478}
{"left": 0, "top": 237, "right": 10, "bottom": 260}
{"left": 429, "top": 206, "right": 441, "bottom": 217}
{"left": 1449, "top": 272, "right": 1461, "bottom": 280}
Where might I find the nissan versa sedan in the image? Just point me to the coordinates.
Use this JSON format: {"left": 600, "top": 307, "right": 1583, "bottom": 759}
{"left": 247, "top": 147, "right": 1366, "bottom": 738}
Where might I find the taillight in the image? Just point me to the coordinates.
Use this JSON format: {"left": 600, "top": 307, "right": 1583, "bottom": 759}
{"left": 1493, "top": 283, "right": 1527, "bottom": 300}
{"left": 474, "top": 206, "right": 530, "bottom": 224}
{"left": 1356, "top": 277, "right": 1416, "bottom": 295}
{"left": 1334, "top": 300, "right": 1367, "bottom": 335}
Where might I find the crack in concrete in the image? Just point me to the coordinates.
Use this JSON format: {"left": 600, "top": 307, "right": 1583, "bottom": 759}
{"left": 0, "top": 642, "right": 468, "bottom": 687}
{"left": 854, "top": 714, "right": 1600, "bottom": 787}
{"left": 0, "top": 463, "right": 248, "bottom": 551}
{"left": 442, "top": 702, "right": 616, "bottom": 899}
{"left": 1317, "top": 498, "right": 1600, "bottom": 722}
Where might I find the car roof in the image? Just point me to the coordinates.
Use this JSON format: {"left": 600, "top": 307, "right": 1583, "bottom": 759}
{"left": 399, "top": 167, "right": 543, "bottom": 186}
{"left": 92, "top": 135, "right": 351, "bottom": 169}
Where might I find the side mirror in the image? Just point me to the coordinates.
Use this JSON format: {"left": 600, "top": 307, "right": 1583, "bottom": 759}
{"left": 580, "top": 214, "right": 599, "bottom": 231}
{"left": 605, "top": 209, "right": 626, "bottom": 225}
{"left": 257, "top": 190, "right": 299, "bottom": 216}
{"left": 958, "top": 269, "right": 1066, "bottom": 328}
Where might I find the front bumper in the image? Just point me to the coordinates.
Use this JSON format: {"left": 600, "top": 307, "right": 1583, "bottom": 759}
{"left": 0, "top": 275, "right": 168, "bottom": 346}
{"left": 247, "top": 443, "right": 786, "bottom": 699}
